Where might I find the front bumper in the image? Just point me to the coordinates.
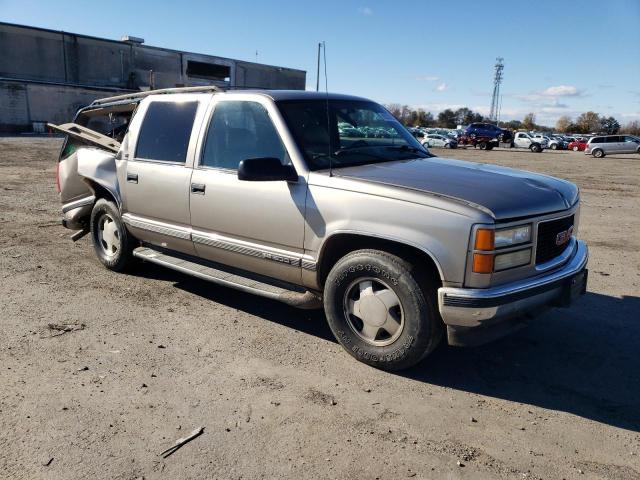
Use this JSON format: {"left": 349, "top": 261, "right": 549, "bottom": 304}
{"left": 438, "top": 240, "right": 588, "bottom": 345}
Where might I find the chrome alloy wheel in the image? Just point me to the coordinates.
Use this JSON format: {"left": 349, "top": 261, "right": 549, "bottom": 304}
{"left": 342, "top": 277, "right": 404, "bottom": 346}
{"left": 97, "top": 213, "right": 120, "bottom": 257}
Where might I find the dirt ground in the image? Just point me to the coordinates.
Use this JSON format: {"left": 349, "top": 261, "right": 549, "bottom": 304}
{"left": 1, "top": 137, "right": 639, "bottom": 480}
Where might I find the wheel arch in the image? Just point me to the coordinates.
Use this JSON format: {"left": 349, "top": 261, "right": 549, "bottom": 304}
{"left": 84, "top": 179, "right": 120, "bottom": 209}
{"left": 316, "top": 232, "right": 444, "bottom": 289}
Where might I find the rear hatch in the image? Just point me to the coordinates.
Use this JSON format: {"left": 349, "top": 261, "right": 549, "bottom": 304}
{"left": 53, "top": 102, "right": 136, "bottom": 204}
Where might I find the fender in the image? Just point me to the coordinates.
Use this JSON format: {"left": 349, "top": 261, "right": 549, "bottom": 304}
{"left": 316, "top": 229, "right": 447, "bottom": 283}
{"left": 76, "top": 148, "right": 122, "bottom": 209}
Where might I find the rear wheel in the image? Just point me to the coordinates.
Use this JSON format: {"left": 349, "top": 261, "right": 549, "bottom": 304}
{"left": 551, "top": 143, "right": 558, "bottom": 150}
{"left": 478, "top": 142, "right": 487, "bottom": 150}
{"left": 530, "top": 144, "right": 542, "bottom": 153}
{"left": 323, "top": 249, "right": 442, "bottom": 371}
{"left": 90, "top": 199, "right": 135, "bottom": 272}
{"left": 592, "top": 148, "right": 605, "bottom": 158}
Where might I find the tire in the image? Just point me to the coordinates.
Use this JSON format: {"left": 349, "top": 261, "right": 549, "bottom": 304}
{"left": 592, "top": 148, "right": 605, "bottom": 158}
{"left": 486, "top": 144, "right": 494, "bottom": 150}
{"left": 530, "top": 143, "right": 542, "bottom": 153}
{"left": 551, "top": 143, "right": 558, "bottom": 150}
{"left": 323, "top": 249, "right": 442, "bottom": 371}
{"left": 572, "top": 146, "right": 579, "bottom": 151}
{"left": 90, "top": 198, "right": 135, "bottom": 272}
{"left": 478, "top": 142, "right": 487, "bottom": 150}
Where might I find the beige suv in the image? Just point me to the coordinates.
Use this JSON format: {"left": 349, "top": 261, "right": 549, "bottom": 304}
{"left": 53, "top": 87, "right": 588, "bottom": 370}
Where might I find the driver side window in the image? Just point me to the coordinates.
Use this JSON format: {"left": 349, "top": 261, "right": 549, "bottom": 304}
{"left": 201, "top": 101, "right": 289, "bottom": 170}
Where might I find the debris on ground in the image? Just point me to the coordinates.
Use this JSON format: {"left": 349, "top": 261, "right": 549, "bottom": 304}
{"left": 43, "top": 323, "right": 85, "bottom": 338}
{"left": 160, "top": 427, "right": 205, "bottom": 459}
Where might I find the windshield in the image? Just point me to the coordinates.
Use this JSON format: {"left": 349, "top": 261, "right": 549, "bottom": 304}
{"left": 277, "top": 99, "right": 430, "bottom": 170}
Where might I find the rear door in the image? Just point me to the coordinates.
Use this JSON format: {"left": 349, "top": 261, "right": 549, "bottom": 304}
{"left": 622, "top": 135, "right": 640, "bottom": 153}
{"left": 604, "top": 135, "right": 623, "bottom": 153}
{"left": 120, "top": 95, "right": 208, "bottom": 255}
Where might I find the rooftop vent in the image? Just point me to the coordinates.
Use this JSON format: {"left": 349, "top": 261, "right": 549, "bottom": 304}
{"left": 121, "top": 35, "right": 145, "bottom": 44}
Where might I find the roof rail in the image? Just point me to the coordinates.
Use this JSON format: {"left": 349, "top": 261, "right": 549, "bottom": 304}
{"left": 90, "top": 85, "right": 224, "bottom": 106}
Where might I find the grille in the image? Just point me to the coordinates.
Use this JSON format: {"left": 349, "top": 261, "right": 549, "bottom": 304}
{"left": 535, "top": 215, "right": 574, "bottom": 264}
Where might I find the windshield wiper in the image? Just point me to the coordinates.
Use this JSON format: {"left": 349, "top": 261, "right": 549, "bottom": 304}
{"left": 385, "top": 145, "right": 430, "bottom": 157}
{"left": 334, "top": 149, "right": 392, "bottom": 163}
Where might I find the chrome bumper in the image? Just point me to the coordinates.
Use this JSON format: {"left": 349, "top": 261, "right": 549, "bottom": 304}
{"left": 438, "top": 240, "right": 588, "bottom": 330}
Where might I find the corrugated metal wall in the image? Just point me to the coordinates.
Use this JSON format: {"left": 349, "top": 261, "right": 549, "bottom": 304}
{"left": 0, "top": 22, "right": 306, "bottom": 132}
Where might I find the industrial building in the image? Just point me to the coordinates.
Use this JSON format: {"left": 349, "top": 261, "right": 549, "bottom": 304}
{"left": 0, "top": 22, "right": 307, "bottom": 132}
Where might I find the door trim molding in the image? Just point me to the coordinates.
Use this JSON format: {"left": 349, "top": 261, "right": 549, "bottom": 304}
{"left": 122, "top": 213, "right": 191, "bottom": 240}
{"left": 121, "top": 213, "right": 317, "bottom": 270}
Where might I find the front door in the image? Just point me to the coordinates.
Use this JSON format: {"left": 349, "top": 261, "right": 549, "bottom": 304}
{"left": 121, "top": 97, "right": 202, "bottom": 255}
{"left": 189, "top": 99, "right": 307, "bottom": 284}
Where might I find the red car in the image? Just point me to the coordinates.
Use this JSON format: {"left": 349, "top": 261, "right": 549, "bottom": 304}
{"left": 568, "top": 139, "right": 588, "bottom": 151}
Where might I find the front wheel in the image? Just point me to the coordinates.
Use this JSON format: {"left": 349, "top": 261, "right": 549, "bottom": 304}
{"left": 90, "top": 199, "right": 135, "bottom": 272}
{"left": 551, "top": 143, "right": 558, "bottom": 150}
{"left": 323, "top": 249, "right": 442, "bottom": 371}
{"left": 572, "top": 146, "right": 579, "bottom": 151}
{"left": 530, "top": 144, "right": 542, "bottom": 153}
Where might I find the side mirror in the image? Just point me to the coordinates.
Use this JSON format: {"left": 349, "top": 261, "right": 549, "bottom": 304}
{"left": 237, "top": 157, "right": 297, "bottom": 182}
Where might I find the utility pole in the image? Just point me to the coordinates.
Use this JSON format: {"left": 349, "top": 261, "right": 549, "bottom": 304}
{"left": 489, "top": 57, "right": 504, "bottom": 123}
{"left": 316, "top": 43, "right": 322, "bottom": 91}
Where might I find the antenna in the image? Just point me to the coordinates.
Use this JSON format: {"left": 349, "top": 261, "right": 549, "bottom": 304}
{"left": 322, "top": 41, "right": 333, "bottom": 177}
{"left": 489, "top": 57, "right": 504, "bottom": 123}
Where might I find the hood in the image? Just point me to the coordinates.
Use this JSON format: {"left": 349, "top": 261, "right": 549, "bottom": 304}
{"left": 334, "top": 157, "right": 579, "bottom": 221}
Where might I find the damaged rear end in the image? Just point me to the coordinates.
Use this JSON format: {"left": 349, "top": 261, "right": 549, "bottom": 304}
{"left": 52, "top": 100, "right": 137, "bottom": 237}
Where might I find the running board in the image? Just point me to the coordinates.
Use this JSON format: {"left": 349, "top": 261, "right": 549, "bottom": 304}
{"left": 133, "top": 246, "right": 322, "bottom": 309}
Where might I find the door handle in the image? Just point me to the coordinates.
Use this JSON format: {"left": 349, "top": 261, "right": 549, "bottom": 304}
{"left": 191, "top": 183, "right": 206, "bottom": 194}
{"left": 127, "top": 172, "right": 138, "bottom": 184}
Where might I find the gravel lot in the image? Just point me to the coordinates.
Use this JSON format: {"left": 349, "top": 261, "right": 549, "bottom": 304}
{"left": 1, "top": 138, "right": 639, "bottom": 480}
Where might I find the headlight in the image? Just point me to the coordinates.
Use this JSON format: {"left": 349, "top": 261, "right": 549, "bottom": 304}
{"left": 494, "top": 248, "right": 532, "bottom": 271}
{"left": 495, "top": 224, "right": 532, "bottom": 248}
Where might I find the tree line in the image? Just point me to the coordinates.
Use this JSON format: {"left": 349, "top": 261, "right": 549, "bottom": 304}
{"left": 385, "top": 104, "right": 640, "bottom": 135}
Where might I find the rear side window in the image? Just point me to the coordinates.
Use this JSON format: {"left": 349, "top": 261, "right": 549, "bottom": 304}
{"left": 201, "top": 101, "right": 287, "bottom": 170}
{"left": 136, "top": 101, "right": 198, "bottom": 163}
{"left": 591, "top": 137, "right": 604, "bottom": 144}
{"left": 605, "top": 136, "right": 621, "bottom": 143}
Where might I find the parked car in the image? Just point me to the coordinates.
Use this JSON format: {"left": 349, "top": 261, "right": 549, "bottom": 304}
{"left": 513, "top": 132, "right": 547, "bottom": 152}
{"left": 532, "top": 133, "right": 565, "bottom": 150}
{"left": 465, "top": 122, "right": 512, "bottom": 143}
{"left": 568, "top": 139, "right": 588, "bottom": 151}
{"left": 423, "top": 133, "right": 457, "bottom": 148}
{"left": 52, "top": 87, "right": 588, "bottom": 371}
{"left": 585, "top": 135, "right": 640, "bottom": 158}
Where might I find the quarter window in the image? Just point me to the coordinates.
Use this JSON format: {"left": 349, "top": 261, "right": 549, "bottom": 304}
{"left": 135, "top": 101, "right": 198, "bottom": 163}
{"left": 201, "top": 101, "right": 288, "bottom": 170}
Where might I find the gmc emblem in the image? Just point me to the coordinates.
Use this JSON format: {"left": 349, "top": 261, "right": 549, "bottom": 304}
{"left": 555, "top": 225, "right": 574, "bottom": 246}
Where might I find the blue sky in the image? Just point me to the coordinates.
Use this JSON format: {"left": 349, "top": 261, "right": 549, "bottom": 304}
{"left": 2, "top": 0, "right": 639, "bottom": 126}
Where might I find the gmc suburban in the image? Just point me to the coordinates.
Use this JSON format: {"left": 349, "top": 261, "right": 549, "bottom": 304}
{"left": 52, "top": 86, "right": 588, "bottom": 371}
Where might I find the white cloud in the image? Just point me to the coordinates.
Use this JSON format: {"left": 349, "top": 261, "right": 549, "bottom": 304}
{"left": 621, "top": 112, "right": 640, "bottom": 118}
{"left": 416, "top": 75, "right": 439, "bottom": 81}
{"left": 358, "top": 6, "right": 373, "bottom": 15}
{"left": 540, "top": 85, "right": 583, "bottom": 97}
{"left": 435, "top": 83, "right": 448, "bottom": 92}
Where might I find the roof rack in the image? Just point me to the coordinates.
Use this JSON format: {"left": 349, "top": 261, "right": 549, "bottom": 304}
{"left": 90, "top": 85, "right": 224, "bottom": 106}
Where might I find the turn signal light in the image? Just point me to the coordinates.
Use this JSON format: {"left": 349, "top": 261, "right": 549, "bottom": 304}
{"left": 474, "top": 229, "right": 495, "bottom": 251}
{"left": 472, "top": 253, "right": 494, "bottom": 274}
